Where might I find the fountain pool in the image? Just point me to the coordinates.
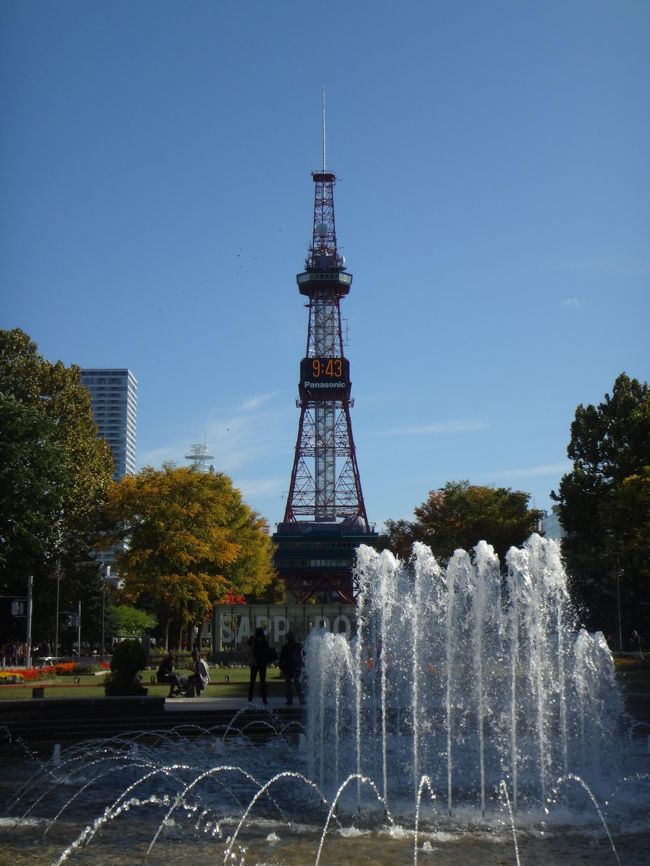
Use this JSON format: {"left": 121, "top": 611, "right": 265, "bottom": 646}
{"left": 1, "top": 535, "right": 648, "bottom": 865}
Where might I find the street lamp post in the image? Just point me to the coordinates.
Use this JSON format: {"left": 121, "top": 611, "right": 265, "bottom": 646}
{"left": 616, "top": 568, "right": 623, "bottom": 652}
{"left": 26, "top": 575, "right": 33, "bottom": 668}
{"left": 101, "top": 565, "right": 111, "bottom": 659}
{"left": 77, "top": 600, "right": 81, "bottom": 660}
{"left": 54, "top": 562, "right": 61, "bottom": 658}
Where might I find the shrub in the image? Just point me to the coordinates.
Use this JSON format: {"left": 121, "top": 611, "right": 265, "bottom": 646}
{"left": 72, "top": 663, "right": 100, "bottom": 675}
{"left": 105, "top": 639, "right": 148, "bottom": 695}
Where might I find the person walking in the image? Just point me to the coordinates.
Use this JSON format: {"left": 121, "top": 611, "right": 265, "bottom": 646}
{"left": 278, "top": 632, "right": 305, "bottom": 706}
{"left": 247, "top": 627, "right": 270, "bottom": 705}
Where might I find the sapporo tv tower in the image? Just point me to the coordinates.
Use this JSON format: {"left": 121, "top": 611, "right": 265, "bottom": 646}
{"left": 273, "top": 108, "right": 378, "bottom": 603}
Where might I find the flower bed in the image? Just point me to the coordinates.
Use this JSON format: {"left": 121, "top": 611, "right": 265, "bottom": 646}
{"left": 0, "top": 661, "right": 103, "bottom": 684}
{"left": 7, "top": 667, "right": 43, "bottom": 681}
{"left": 53, "top": 662, "right": 76, "bottom": 676}
{"left": 0, "top": 671, "right": 24, "bottom": 684}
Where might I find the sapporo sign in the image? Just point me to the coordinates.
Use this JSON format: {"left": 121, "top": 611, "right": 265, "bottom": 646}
{"left": 212, "top": 604, "right": 357, "bottom": 650}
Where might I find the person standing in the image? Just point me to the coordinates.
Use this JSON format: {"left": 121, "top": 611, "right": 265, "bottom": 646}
{"left": 279, "top": 632, "right": 305, "bottom": 706}
{"left": 248, "top": 627, "right": 270, "bottom": 705}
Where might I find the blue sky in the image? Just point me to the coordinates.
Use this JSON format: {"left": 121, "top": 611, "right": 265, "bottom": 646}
{"left": 2, "top": 1, "right": 648, "bottom": 531}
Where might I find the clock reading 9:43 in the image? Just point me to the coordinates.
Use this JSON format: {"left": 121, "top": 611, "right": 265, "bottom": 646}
{"left": 311, "top": 357, "right": 343, "bottom": 378}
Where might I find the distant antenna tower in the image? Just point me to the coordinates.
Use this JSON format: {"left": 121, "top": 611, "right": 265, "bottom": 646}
{"left": 185, "top": 441, "right": 214, "bottom": 473}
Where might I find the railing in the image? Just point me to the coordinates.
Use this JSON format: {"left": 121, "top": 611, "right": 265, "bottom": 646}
{"left": 296, "top": 271, "right": 352, "bottom": 285}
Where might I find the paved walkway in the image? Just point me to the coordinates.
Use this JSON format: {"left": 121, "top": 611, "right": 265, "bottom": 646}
{"left": 0, "top": 694, "right": 305, "bottom": 751}
{"left": 163, "top": 695, "right": 304, "bottom": 713}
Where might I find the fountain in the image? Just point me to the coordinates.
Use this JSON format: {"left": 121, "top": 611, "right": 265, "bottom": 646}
{"left": 306, "top": 535, "right": 625, "bottom": 815}
{"left": 1, "top": 535, "right": 648, "bottom": 865}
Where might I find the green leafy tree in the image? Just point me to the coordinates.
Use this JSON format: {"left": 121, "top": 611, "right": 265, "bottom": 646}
{"left": 108, "top": 605, "right": 158, "bottom": 638}
{"left": 105, "top": 464, "right": 275, "bottom": 648}
{"left": 552, "top": 373, "right": 650, "bottom": 641}
{"left": 0, "top": 399, "right": 71, "bottom": 576}
{"left": 0, "top": 329, "right": 114, "bottom": 644}
{"left": 386, "top": 481, "right": 542, "bottom": 565}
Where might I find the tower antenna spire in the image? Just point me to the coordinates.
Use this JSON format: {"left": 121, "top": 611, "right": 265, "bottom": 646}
{"left": 321, "top": 87, "right": 327, "bottom": 172}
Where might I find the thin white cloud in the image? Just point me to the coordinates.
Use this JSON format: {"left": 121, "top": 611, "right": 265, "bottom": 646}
{"left": 233, "top": 477, "right": 285, "bottom": 498}
{"left": 378, "top": 420, "right": 489, "bottom": 437}
{"left": 239, "top": 392, "right": 279, "bottom": 412}
{"left": 482, "top": 462, "right": 572, "bottom": 481}
{"left": 560, "top": 297, "right": 582, "bottom": 309}
{"left": 563, "top": 256, "right": 650, "bottom": 277}
{"left": 137, "top": 401, "right": 290, "bottom": 475}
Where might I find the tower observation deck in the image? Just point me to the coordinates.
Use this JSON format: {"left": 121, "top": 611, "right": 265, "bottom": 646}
{"left": 273, "top": 165, "right": 378, "bottom": 603}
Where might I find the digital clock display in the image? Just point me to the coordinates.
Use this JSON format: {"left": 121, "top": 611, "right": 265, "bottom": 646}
{"left": 299, "top": 357, "right": 350, "bottom": 401}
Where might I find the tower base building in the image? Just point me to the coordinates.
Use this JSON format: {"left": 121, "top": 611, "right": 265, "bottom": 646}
{"left": 274, "top": 521, "right": 377, "bottom": 604}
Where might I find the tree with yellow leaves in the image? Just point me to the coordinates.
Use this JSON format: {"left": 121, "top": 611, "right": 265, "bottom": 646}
{"left": 105, "top": 464, "right": 275, "bottom": 649}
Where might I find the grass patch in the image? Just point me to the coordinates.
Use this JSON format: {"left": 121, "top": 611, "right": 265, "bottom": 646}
{"left": 0, "top": 667, "right": 286, "bottom": 700}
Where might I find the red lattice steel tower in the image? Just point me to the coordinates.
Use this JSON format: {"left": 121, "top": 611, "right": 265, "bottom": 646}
{"left": 273, "top": 157, "right": 377, "bottom": 603}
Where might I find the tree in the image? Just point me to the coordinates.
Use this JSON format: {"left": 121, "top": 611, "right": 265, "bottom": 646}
{"left": 0, "top": 329, "right": 114, "bottom": 645}
{"left": 385, "top": 481, "right": 542, "bottom": 565}
{"left": 0, "top": 330, "right": 114, "bottom": 529}
{"left": 108, "top": 605, "right": 158, "bottom": 638}
{"left": 105, "top": 464, "right": 275, "bottom": 648}
{"left": 0, "top": 399, "right": 71, "bottom": 576}
{"left": 552, "top": 373, "right": 650, "bottom": 641}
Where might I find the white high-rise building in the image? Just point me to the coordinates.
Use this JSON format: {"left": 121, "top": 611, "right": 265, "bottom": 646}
{"left": 541, "top": 505, "right": 565, "bottom": 541}
{"left": 80, "top": 369, "right": 137, "bottom": 480}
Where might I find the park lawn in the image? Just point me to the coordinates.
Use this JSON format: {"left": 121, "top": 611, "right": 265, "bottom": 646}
{"left": 0, "top": 667, "right": 287, "bottom": 701}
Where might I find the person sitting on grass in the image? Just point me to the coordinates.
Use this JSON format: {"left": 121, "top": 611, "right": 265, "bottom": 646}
{"left": 156, "top": 652, "right": 182, "bottom": 697}
{"left": 184, "top": 648, "right": 210, "bottom": 697}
